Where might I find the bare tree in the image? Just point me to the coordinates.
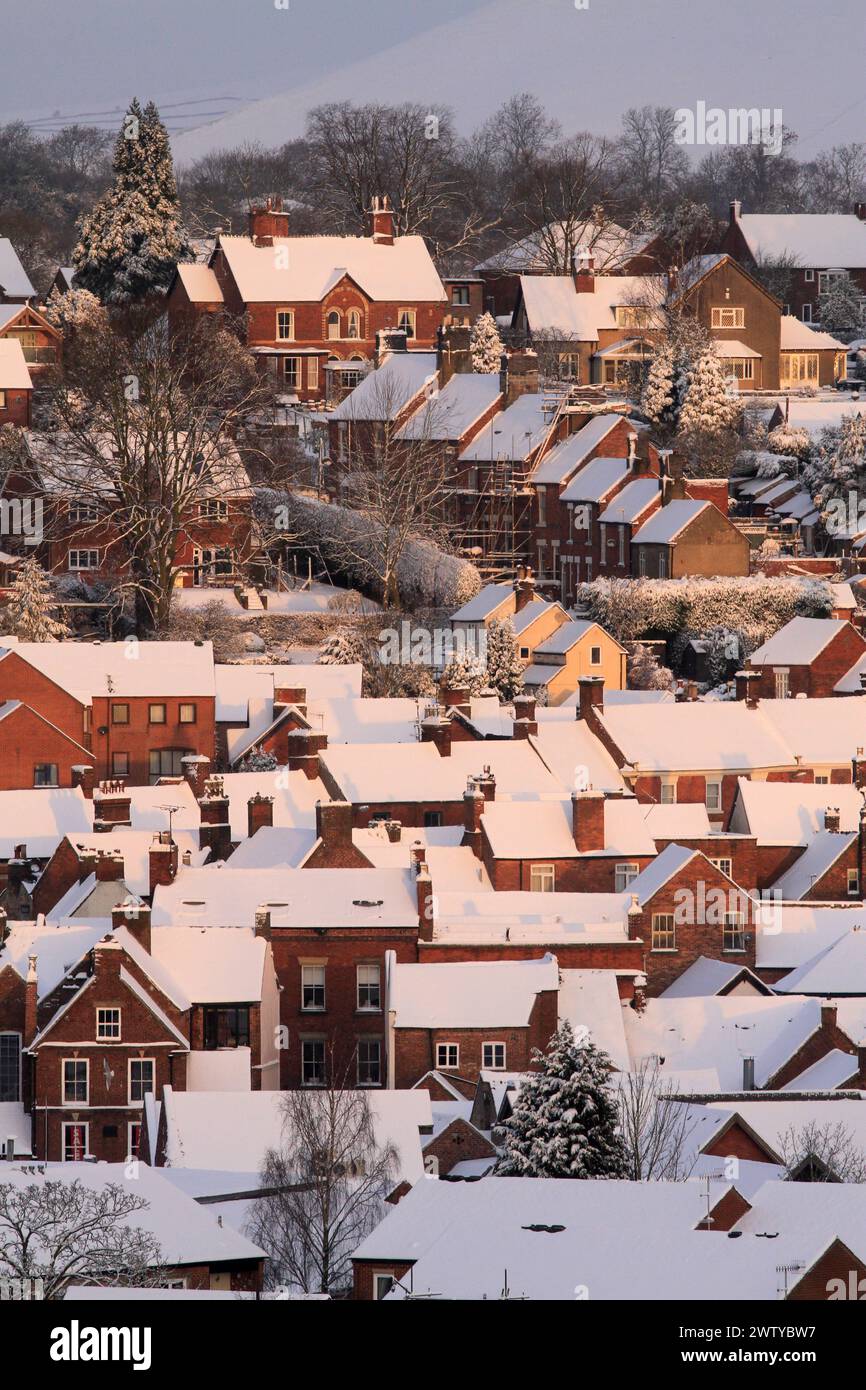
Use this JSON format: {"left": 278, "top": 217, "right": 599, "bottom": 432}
{"left": 39, "top": 308, "right": 284, "bottom": 633}
{"left": 245, "top": 1084, "right": 398, "bottom": 1296}
{"left": 616, "top": 106, "right": 689, "bottom": 209}
{"left": 780, "top": 1121, "right": 866, "bottom": 1183}
{"left": 618, "top": 1058, "right": 700, "bottom": 1181}
{"left": 513, "top": 134, "right": 620, "bottom": 273}
{"left": 0, "top": 1177, "right": 163, "bottom": 1300}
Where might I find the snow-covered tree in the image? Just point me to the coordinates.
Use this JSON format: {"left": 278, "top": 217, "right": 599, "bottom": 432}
{"left": 469, "top": 312, "right": 504, "bottom": 373}
{"left": 495, "top": 1022, "right": 628, "bottom": 1179}
{"left": 818, "top": 277, "right": 865, "bottom": 337}
{"left": 43, "top": 285, "right": 108, "bottom": 340}
{"left": 626, "top": 642, "right": 674, "bottom": 691}
{"left": 319, "top": 625, "right": 367, "bottom": 666}
{"left": 484, "top": 617, "right": 524, "bottom": 700}
{"left": 677, "top": 348, "right": 742, "bottom": 437}
{"left": 641, "top": 342, "right": 679, "bottom": 430}
{"left": 441, "top": 651, "right": 487, "bottom": 695}
{"left": 767, "top": 423, "right": 812, "bottom": 461}
{"left": 240, "top": 748, "right": 278, "bottom": 772}
{"left": 74, "top": 99, "right": 191, "bottom": 304}
{"left": 803, "top": 414, "right": 866, "bottom": 538}
{"left": 2, "top": 557, "right": 69, "bottom": 641}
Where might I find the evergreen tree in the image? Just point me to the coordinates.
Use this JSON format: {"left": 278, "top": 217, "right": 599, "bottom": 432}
{"left": 74, "top": 99, "right": 191, "bottom": 304}
{"left": 484, "top": 617, "right": 524, "bottom": 700}
{"left": 240, "top": 748, "right": 279, "bottom": 772}
{"left": 441, "top": 650, "right": 487, "bottom": 696}
{"left": 626, "top": 642, "right": 674, "bottom": 691}
{"left": 495, "top": 1022, "right": 628, "bottom": 1179}
{"left": 319, "top": 625, "right": 367, "bottom": 665}
{"left": 677, "top": 348, "right": 741, "bottom": 437}
{"left": 641, "top": 342, "right": 678, "bottom": 429}
{"left": 470, "top": 312, "right": 504, "bottom": 373}
{"left": 3, "top": 556, "right": 69, "bottom": 641}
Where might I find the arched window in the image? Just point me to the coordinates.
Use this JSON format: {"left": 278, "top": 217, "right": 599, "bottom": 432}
{"left": 327, "top": 311, "right": 341, "bottom": 340}
{"left": 347, "top": 309, "right": 361, "bottom": 339}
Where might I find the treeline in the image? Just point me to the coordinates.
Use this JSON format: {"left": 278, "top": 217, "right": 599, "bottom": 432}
{"left": 3, "top": 96, "right": 865, "bottom": 288}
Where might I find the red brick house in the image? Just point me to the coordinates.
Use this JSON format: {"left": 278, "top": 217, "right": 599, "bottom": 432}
{"left": 168, "top": 197, "right": 447, "bottom": 403}
{"left": 0, "top": 302, "right": 61, "bottom": 377}
{"left": 746, "top": 617, "right": 866, "bottom": 699}
{"left": 0, "top": 338, "right": 33, "bottom": 428}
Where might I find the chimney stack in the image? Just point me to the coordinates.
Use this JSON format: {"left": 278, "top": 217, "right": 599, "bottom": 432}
{"left": 573, "top": 247, "right": 595, "bottom": 294}
{"left": 315, "top": 800, "right": 354, "bottom": 851}
{"left": 462, "top": 779, "right": 485, "bottom": 858}
{"left": 198, "top": 775, "right": 232, "bottom": 860}
{"left": 734, "top": 670, "right": 760, "bottom": 706}
{"left": 499, "top": 349, "right": 539, "bottom": 406}
{"left": 248, "top": 793, "right": 275, "bottom": 838}
{"left": 286, "top": 728, "right": 327, "bottom": 779}
{"left": 182, "top": 754, "right": 211, "bottom": 796}
{"left": 112, "top": 899, "right": 152, "bottom": 955}
{"left": 855, "top": 203, "right": 866, "bottom": 221}
{"left": 369, "top": 194, "right": 395, "bottom": 245}
{"left": 823, "top": 806, "right": 841, "bottom": 833}
{"left": 248, "top": 196, "right": 290, "bottom": 246}
{"left": 416, "top": 862, "right": 434, "bottom": 939}
{"left": 93, "top": 779, "right": 132, "bottom": 830}
{"left": 512, "top": 692, "right": 537, "bottom": 738}
{"left": 149, "top": 832, "right": 179, "bottom": 894}
{"left": 24, "top": 954, "right": 37, "bottom": 1046}
{"left": 729, "top": 199, "right": 742, "bottom": 224}
{"left": 742, "top": 1055, "right": 755, "bottom": 1091}
{"left": 420, "top": 711, "right": 452, "bottom": 757}
{"left": 571, "top": 789, "right": 606, "bottom": 853}
{"left": 513, "top": 564, "right": 537, "bottom": 613}
{"left": 578, "top": 675, "right": 605, "bottom": 721}
{"left": 71, "top": 764, "right": 95, "bottom": 798}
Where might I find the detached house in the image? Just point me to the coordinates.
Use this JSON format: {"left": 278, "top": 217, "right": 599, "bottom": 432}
{"left": 0, "top": 238, "right": 35, "bottom": 304}
{"left": 722, "top": 199, "right": 866, "bottom": 325}
{"left": 0, "top": 338, "right": 32, "bottom": 427}
{"left": 169, "top": 197, "right": 447, "bottom": 403}
{"left": 0, "top": 303, "right": 61, "bottom": 376}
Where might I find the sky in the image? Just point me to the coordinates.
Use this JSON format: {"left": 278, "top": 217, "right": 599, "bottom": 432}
{"left": 3, "top": 0, "right": 866, "bottom": 162}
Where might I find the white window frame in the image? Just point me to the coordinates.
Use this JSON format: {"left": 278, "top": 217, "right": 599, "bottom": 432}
{"left": 804, "top": 268, "right": 815, "bottom": 283}
{"left": 660, "top": 780, "right": 676, "bottom": 805}
{"left": 615, "top": 862, "right": 640, "bottom": 892}
{"left": 482, "top": 1042, "right": 506, "bottom": 1070}
{"left": 62, "top": 1121, "right": 89, "bottom": 1162}
{"left": 652, "top": 914, "right": 676, "bottom": 951}
{"left": 301, "top": 964, "right": 326, "bottom": 1012}
{"left": 711, "top": 306, "right": 745, "bottom": 328}
{"left": 68, "top": 549, "right": 99, "bottom": 571}
{"left": 397, "top": 308, "right": 416, "bottom": 339}
{"left": 276, "top": 309, "right": 294, "bottom": 340}
{"left": 710, "top": 857, "right": 733, "bottom": 879}
{"left": 127, "top": 1120, "right": 143, "bottom": 1160}
{"left": 128, "top": 1057, "right": 155, "bottom": 1104}
{"left": 307, "top": 357, "right": 319, "bottom": 390}
{"left": 374, "top": 1273, "right": 395, "bottom": 1301}
{"left": 705, "top": 780, "right": 722, "bottom": 813}
{"left": 848, "top": 868, "right": 860, "bottom": 896}
{"left": 356, "top": 964, "right": 381, "bottom": 1013}
{"left": 529, "top": 863, "right": 555, "bottom": 892}
{"left": 356, "top": 1038, "right": 381, "bottom": 1087}
{"left": 62, "top": 1058, "right": 89, "bottom": 1105}
{"left": 590, "top": 645, "right": 602, "bottom": 666}
{"left": 722, "top": 913, "right": 746, "bottom": 953}
{"left": 774, "top": 669, "right": 790, "bottom": 699}
{"left": 436, "top": 1042, "right": 460, "bottom": 1070}
{"left": 96, "top": 1007, "right": 121, "bottom": 1041}
{"left": 302, "top": 1039, "right": 326, "bottom": 1087}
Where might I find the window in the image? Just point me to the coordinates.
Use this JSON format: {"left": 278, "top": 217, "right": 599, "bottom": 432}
{"left": 801, "top": 303, "right": 813, "bottom": 323}
{"left": 658, "top": 552, "right": 668, "bottom": 578}
{"left": 148, "top": 703, "right": 166, "bottom": 724}
{"left": 618, "top": 527, "right": 626, "bottom": 567}
{"left": 660, "top": 781, "right": 676, "bottom": 804}
{"left": 452, "top": 286, "right": 471, "bottom": 306}
{"left": 397, "top": 309, "right": 416, "bottom": 338}
{"left": 424, "top": 811, "right": 442, "bottom": 828}
{"left": 198, "top": 499, "right": 228, "bottom": 521}
{"left": 111, "top": 702, "right": 129, "bottom": 725}
{"left": 774, "top": 670, "right": 790, "bottom": 700}
{"left": 357, "top": 964, "right": 381, "bottom": 1012}
{"left": 815, "top": 773, "right": 830, "bottom": 785}
{"left": 179, "top": 703, "right": 196, "bottom": 724}
{"left": 615, "top": 305, "right": 654, "bottom": 329}
{"left": 804, "top": 268, "right": 815, "bottom": 283}
{"left": 302, "top": 965, "right": 326, "bottom": 1012}
{"left": 128, "top": 1059, "right": 154, "bottom": 1103}
{"left": 711, "top": 857, "right": 733, "bottom": 878}
{"left": 482, "top": 1042, "right": 506, "bottom": 1070}
{"left": 308, "top": 357, "right": 319, "bottom": 390}
{"left": 203, "top": 1005, "right": 250, "bottom": 1050}
{"left": 722, "top": 914, "right": 745, "bottom": 952}
{"left": 0, "top": 391, "right": 5, "bottom": 409}
{"left": 302, "top": 1039, "right": 326, "bottom": 1087}
{"left": 148, "top": 748, "right": 193, "bottom": 783}
{"left": 848, "top": 868, "right": 860, "bottom": 896}
{"left": 638, "top": 549, "right": 647, "bottom": 577}
{"left": 68, "top": 499, "right": 99, "bottom": 523}
{"left": 537, "top": 489, "right": 547, "bottom": 527}
{"left": 68, "top": 549, "right": 99, "bottom": 571}
{"left": 0, "top": 1034, "right": 20, "bottom": 1102}
{"left": 34, "top": 763, "right": 58, "bottom": 787}
{"left": 347, "top": 309, "right": 362, "bottom": 339}
{"left": 705, "top": 780, "right": 722, "bottom": 813}
{"left": 729, "top": 358, "right": 754, "bottom": 380}
{"left": 63, "top": 1123, "right": 88, "bottom": 1162}
{"left": 590, "top": 645, "right": 602, "bottom": 665}
{"left": 96, "top": 1008, "right": 121, "bottom": 1041}
{"left": 615, "top": 863, "right": 640, "bottom": 892}
{"left": 711, "top": 306, "right": 745, "bottom": 328}
{"left": 128, "top": 1122, "right": 142, "bottom": 1160}
{"left": 436, "top": 1043, "right": 459, "bottom": 1069}
{"left": 375, "top": 1274, "right": 395, "bottom": 1301}
{"left": 327, "top": 310, "right": 341, "bottom": 340}
{"left": 283, "top": 356, "right": 301, "bottom": 389}
{"left": 558, "top": 353, "right": 581, "bottom": 380}
{"left": 780, "top": 352, "right": 818, "bottom": 387}
{"left": 530, "top": 864, "right": 555, "bottom": 892}
{"left": 818, "top": 270, "right": 848, "bottom": 296}
{"left": 276, "top": 309, "right": 294, "bottom": 340}
{"left": 357, "top": 1039, "right": 381, "bottom": 1086}
{"left": 63, "top": 1059, "right": 88, "bottom": 1104}
{"left": 652, "top": 914, "right": 676, "bottom": 951}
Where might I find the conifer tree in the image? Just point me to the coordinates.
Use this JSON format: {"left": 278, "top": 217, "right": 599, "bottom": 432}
{"left": 495, "top": 1022, "right": 628, "bottom": 1179}
{"left": 319, "top": 626, "right": 367, "bottom": 665}
{"left": 441, "top": 650, "right": 487, "bottom": 695}
{"left": 3, "top": 556, "right": 69, "bottom": 641}
{"left": 470, "top": 312, "right": 504, "bottom": 373}
{"left": 484, "top": 617, "right": 524, "bottom": 700}
{"left": 677, "top": 348, "right": 741, "bottom": 437}
{"left": 74, "top": 99, "right": 191, "bottom": 304}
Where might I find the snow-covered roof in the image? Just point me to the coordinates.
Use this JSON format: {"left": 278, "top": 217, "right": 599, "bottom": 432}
{"left": 661, "top": 955, "right": 767, "bottom": 999}
{"left": 451, "top": 582, "right": 514, "bottom": 622}
{"left": 631, "top": 500, "right": 708, "bottom": 545}
{"left": 0, "top": 239, "right": 35, "bottom": 299}
{"left": 626, "top": 843, "right": 697, "bottom": 904}
{"left": 151, "top": 865, "right": 418, "bottom": 929}
{"left": 759, "top": 695, "right": 866, "bottom": 767}
{"left": 730, "top": 777, "right": 863, "bottom": 846}
{"left": 772, "top": 832, "right": 858, "bottom": 901}
{"left": 458, "top": 392, "right": 552, "bottom": 463}
{"left": 735, "top": 212, "right": 866, "bottom": 268}
{"left": 225, "top": 826, "right": 318, "bottom": 869}
{"left": 217, "top": 232, "right": 446, "bottom": 303}
{"left": 783, "top": 399, "right": 865, "bottom": 438}
{"left": 143, "top": 924, "right": 269, "bottom": 1003}
{"left": 642, "top": 803, "right": 712, "bottom": 841}
{"left": 779, "top": 316, "right": 846, "bottom": 352}
{"left": 530, "top": 721, "right": 626, "bottom": 794}
{"left": 321, "top": 739, "right": 563, "bottom": 804}
{"left": 431, "top": 886, "right": 631, "bottom": 944}
{"left": 835, "top": 653, "right": 866, "bottom": 693}
{"left": 475, "top": 220, "right": 647, "bottom": 274}
{"left": 712, "top": 338, "right": 761, "bottom": 358}
{"left": 518, "top": 273, "right": 664, "bottom": 341}
{"left": 595, "top": 700, "right": 797, "bottom": 774}
{"left": 329, "top": 351, "right": 438, "bottom": 421}
{"left": 0, "top": 338, "right": 33, "bottom": 390}
{"left": 480, "top": 794, "right": 654, "bottom": 860}
{"left": 0, "top": 638, "right": 215, "bottom": 702}
{"left": 781, "top": 1050, "right": 860, "bottom": 1090}
{"left": 749, "top": 616, "right": 850, "bottom": 666}
{"left": 756, "top": 903, "right": 865, "bottom": 970}
{"left": 307, "top": 696, "right": 434, "bottom": 743}
{"left": 159, "top": 1086, "right": 430, "bottom": 1183}
{"left": 391, "top": 954, "right": 559, "bottom": 1028}
{"left": 396, "top": 372, "right": 501, "bottom": 442}
{"left": 560, "top": 456, "right": 630, "bottom": 503}
{"left": 217, "top": 768, "right": 326, "bottom": 841}
{"left": 43, "top": 829, "right": 206, "bottom": 900}
{"left": 557, "top": 968, "right": 630, "bottom": 1071}
{"left": 0, "top": 787, "right": 92, "bottom": 858}
{"left": 175, "top": 262, "right": 224, "bottom": 303}
{"left": 0, "top": 921, "right": 104, "bottom": 998}
{"left": 531, "top": 414, "right": 626, "bottom": 484}
{"left": 774, "top": 928, "right": 866, "bottom": 997}
{"left": 597, "top": 476, "right": 660, "bottom": 524}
